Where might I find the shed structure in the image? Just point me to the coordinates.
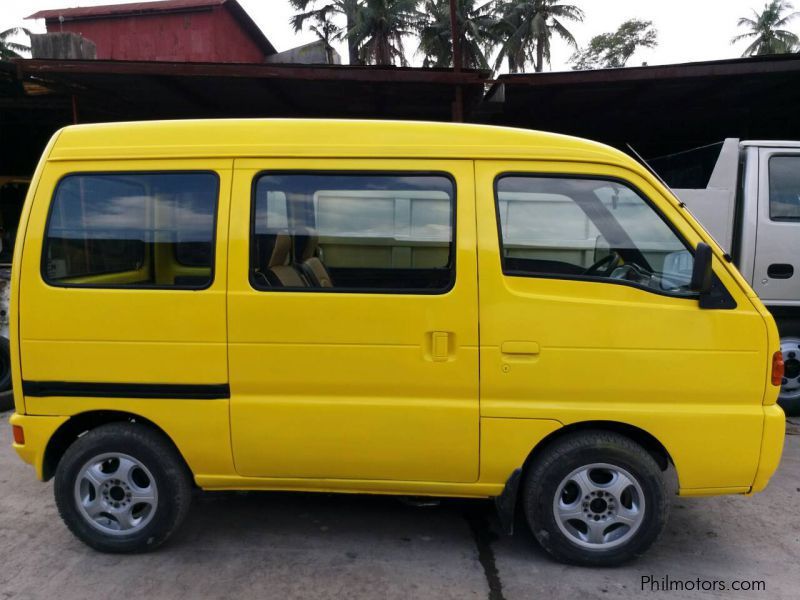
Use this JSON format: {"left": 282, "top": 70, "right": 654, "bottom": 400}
{"left": 27, "top": 0, "right": 277, "bottom": 63}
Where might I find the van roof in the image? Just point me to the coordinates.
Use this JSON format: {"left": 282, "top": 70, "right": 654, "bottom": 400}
{"left": 48, "top": 119, "right": 639, "bottom": 167}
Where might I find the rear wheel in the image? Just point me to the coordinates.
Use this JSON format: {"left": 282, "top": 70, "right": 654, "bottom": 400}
{"left": 523, "top": 431, "right": 669, "bottom": 567}
{"left": 54, "top": 422, "right": 192, "bottom": 553}
{"left": 0, "top": 337, "right": 12, "bottom": 412}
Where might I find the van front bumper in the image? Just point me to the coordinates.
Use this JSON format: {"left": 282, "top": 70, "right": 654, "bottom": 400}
{"left": 749, "top": 404, "right": 786, "bottom": 494}
{"left": 9, "top": 413, "right": 69, "bottom": 481}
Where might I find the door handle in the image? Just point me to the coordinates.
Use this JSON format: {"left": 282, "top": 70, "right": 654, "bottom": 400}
{"left": 428, "top": 331, "right": 452, "bottom": 362}
{"left": 767, "top": 263, "right": 794, "bottom": 279}
{"left": 501, "top": 341, "right": 540, "bottom": 356}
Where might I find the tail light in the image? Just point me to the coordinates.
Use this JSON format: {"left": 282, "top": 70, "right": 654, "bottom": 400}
{"left": 12, "top": 425, "right": 24, "bottom": 445}
{"left": 772, "top": 351, "right": 785, "bottom": 386}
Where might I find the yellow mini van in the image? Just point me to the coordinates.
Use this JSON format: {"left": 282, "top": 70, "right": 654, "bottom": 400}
{"left": 9, "top": 120, "right": 785, "bottom": 566}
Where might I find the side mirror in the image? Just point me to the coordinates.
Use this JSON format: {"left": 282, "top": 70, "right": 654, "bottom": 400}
{"left": 690, "top": 243, "right": 713, "bottom": 295}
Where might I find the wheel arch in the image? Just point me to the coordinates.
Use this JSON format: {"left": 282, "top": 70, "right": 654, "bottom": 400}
{"left": 42, "top": 410, "right": 192, "bottom": 482}
{"left": 495, "top": 419, "right": 677, "bottom": 534}
{"left": 524, "top": 420, "right": 676, "bottom": 475}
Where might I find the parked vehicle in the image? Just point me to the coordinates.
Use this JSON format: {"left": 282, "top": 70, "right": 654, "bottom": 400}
{"left": 9, "top": 120, "right": 785, "bottom": 566}
{"left": 0, "top": 178, "right": 29, "bottom": 411}
{"left": 659, "top": 140, "right": 800, "bottom": 415}
{"left": 0, "top": 269, "right": 11, "bottom": 412}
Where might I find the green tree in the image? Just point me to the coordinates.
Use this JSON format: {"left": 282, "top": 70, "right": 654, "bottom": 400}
{"left": 0, "top": 27, "right": 31, "bottom": 60}
{"left": 350, "top": 0, "right": 421, "bottom": 66}
{"left": 570, "top": 19, "right": 658, "bottom": 70}
{"left": 732, "top": 0, "right": 799, "bottom": 56}
{"left": 418, "top": 0, "right": 497, "bottom": 70}
{"left": 290, "top": 0, "right": 361, "bottom": 65}
{"left": 308, "top": 12, "right": 341, "bottom": 63}
{"left": 492, "top": 0, "right": 584, "bottom": 73}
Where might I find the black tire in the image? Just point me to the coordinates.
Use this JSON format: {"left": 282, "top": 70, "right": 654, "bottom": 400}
{"left": 0, "top": 336, "right": 11, "bottom": 390}
{"left": 780, "top": 394, "right": 800, "bottom": 416}
{"left": 0, "top": 337, "right": 13, "bottom": 412}
{"left": 523, "top": 431, "right": 669, "bottom": 567}
{"left": 54, "top": 422, "right": 192, "bottom": 553}
{"left": 777, "top": 332, "right": 800, "bottom": 417}
{"left": 0, "top": 390, "right": 13, "bottom": 412}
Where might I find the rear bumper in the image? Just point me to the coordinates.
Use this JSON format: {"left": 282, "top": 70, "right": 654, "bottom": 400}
{"left": 749, "top": 404, "right": 786, "bottom": 494}
{"left": 9, "top": 412, "right": 69, "bottom": 481}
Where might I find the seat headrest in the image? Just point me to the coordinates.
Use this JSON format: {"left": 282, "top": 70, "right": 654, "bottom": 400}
{"left": 267, "top": 232, "right": 291, "bottom": 267}
{"left": 294, "top": 226, "right": 319, "bottom": 261}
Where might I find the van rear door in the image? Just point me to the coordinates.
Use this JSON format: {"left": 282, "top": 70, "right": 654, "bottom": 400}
{"left": 19, "top": 160, "right": 231, "bottom": 411}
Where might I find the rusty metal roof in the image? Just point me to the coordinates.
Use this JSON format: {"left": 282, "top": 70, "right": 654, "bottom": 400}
{"left": 28, "top": 0, "right": 225, "bottom": 20}
{"left": 7, "top": 53, "right": 800, "bottom": 174}
{"left": 11, "top": 58, "right": 489, "bottom": 122}
{"left": 480, "top": 53, "right": 800, "bottom": 157}
{"left": 26, "top": 0, "right": 277, "bottom": 56}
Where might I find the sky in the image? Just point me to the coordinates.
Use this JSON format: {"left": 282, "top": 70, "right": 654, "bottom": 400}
{"left": 1, "top": 0, "right": 790, "bottom": 71}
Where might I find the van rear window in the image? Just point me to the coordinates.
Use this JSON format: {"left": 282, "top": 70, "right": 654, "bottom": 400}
{"left": 250, "top": 172, "right": 455, "bottom": 293}
{"left": 43, "top": 172, "right": 218, "bottom": 289}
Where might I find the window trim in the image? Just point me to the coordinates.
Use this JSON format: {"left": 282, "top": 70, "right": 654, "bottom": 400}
{"left": 493, "top": 172, "right": 702, "bottom": 300}
{"left": 248, "top": 170, "right": 458, "bottom": 295}
{"left": 767, "top": 154, "right": 800, "bottom": 222}
{"left": 41, "top": 170, "right": 221, "bottom": 291}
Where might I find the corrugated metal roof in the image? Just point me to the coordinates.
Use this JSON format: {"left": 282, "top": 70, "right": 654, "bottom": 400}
{"left": 492, "top": 53, "right": 800, "bottom": 87}
{"left": 7, "top": 53, "right": 800, "bottom": 162}
{"left": 27, "top": 0, "right": 225, "bottom": 21}
{"left": 478, "top": 53, "right": 800, "bottom": 157}
{"left": 10, "top": 58, "right": 489, "bottom": 124}
{"left": 26, "top": 0, "right": 276, "bottom": 56}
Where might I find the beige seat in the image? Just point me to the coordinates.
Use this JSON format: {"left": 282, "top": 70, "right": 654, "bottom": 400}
{"left": 264, "top": 232, "right": 308, "bottom": 287}
{"left": 295, "top": 228, "right": 334, "bottom": 288}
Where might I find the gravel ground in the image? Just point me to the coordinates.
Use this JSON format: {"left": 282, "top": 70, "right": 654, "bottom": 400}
{"left": 1, "top": 411, "right": 798, "bottom": 600}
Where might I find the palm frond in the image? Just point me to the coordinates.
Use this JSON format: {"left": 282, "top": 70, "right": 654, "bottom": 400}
{"left": 0, "top": 27, "right": 31, "bottom": 40}
{"left": 551, "top": 17, "right": 578, "bottom": 47}
{"left": 732, "top": 0, "right": 800, "bottom": 55}
{"left": 731, "top": 31, "right": 757, "bottom": 43}
{"left": 775, "top": 11, "right": 800, "bottom": 27}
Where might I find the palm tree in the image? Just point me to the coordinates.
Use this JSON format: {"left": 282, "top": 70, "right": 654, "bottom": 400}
{"left": 308, "top": 12, "right": 341, "bottom": 63}
{"left": 732, "top": 0, "right": 800, "bottom": 56}
{"left": 290, "top": 0, "right": 361, "bottom": 65}
{"left": 492, "top": 0, "right": 584, "bottom": 73}
{"left": 0, "top": 27, "right": 31, "bottom": 60}
{"left": 350, "top": 0, "right": 421, "bottom": 66}
{"left": 418, "top": 0, "right": 497, "bottom": 70}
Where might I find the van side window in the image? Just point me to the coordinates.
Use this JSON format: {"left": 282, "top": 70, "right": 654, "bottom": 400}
{"left": 43, "top": 172, "right": 218, "bottom": 289}
{"left": 768, "top": 156, "right": 800, "bottom": 221}
{"left": 495, "top": 176, "right": 696, "bottom": 296}
{"left": 251, "top": 173, "right": 455, "bottom": 292}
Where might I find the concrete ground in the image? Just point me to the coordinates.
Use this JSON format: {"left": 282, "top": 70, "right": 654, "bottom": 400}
{"left": 1, "top": 412, "right": 798, "bottom": 600}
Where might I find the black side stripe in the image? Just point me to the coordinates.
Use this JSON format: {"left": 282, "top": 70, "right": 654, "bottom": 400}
{"left": 22, "top": 381, "right": 230, "bottom": 400}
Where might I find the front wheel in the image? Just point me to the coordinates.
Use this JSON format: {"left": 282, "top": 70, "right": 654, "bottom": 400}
{"left": 523, "top": 431, "right": 669, "bottom": 567}
{"left": 778, "top": 337, "right": 800, "bottom": 416}
{"left": 54, "top": 422, "right": 192, "bottom": 553}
